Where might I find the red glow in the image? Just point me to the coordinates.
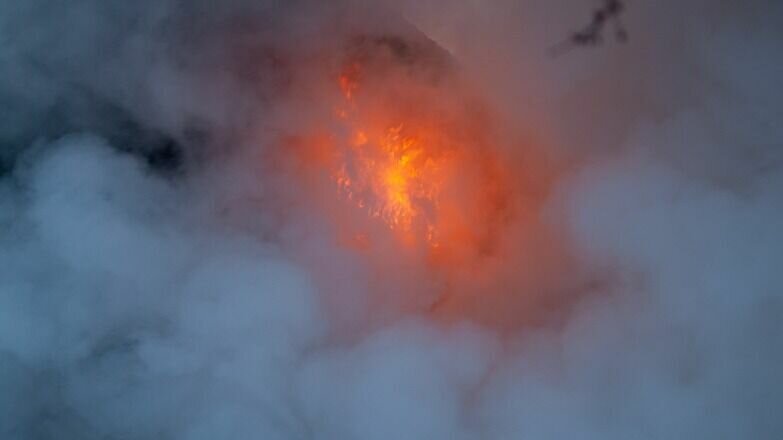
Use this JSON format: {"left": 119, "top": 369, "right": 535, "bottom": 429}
{"left": 328, "top": 61, "right": 510, "bottom": 262}
{"left": 277, "top": 40, "right": 569, "bottom": 330}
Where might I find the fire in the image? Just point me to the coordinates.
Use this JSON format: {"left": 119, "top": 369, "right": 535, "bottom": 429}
{"left": 333, "top": 63, "right": 456, "bottom": 248}
{"left": 279, "top": 37, "right": 560, "bottom": 326}
{"left": 269, "top": 43, "right": 515, "bottom": 269}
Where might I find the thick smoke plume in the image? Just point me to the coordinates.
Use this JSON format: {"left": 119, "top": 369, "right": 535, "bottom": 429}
{"left": 1, "top": 1, "right": 782, "bottom": 439}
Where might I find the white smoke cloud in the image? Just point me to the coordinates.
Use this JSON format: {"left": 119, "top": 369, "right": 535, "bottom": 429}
{"left": 1, "top": 1, "right": 782, "bottom": 439}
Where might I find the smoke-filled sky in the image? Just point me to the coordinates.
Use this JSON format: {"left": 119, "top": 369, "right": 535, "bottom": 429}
{"left": 1, "top": 1, "right": 782, "bottom": 439}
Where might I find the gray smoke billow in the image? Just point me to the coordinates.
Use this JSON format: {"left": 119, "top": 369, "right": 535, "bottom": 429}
{"left": 1, "top": 1, "right": 782, "bottom": 439}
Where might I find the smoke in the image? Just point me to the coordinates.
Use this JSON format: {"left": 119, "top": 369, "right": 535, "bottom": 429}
{"left": 1, "top": 0, "right": 782, "bottom": 439}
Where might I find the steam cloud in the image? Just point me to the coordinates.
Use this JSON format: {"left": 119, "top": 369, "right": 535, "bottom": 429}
{"left": 2, "top": 1, "right": 782, "bottom": 439}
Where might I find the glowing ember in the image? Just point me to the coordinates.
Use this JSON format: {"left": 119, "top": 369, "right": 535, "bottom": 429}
{"left": 332, "top": 64, "right": 452, "bottom": 247}
{"left": 312, "top": 54, "right": 512, "bottom": 264}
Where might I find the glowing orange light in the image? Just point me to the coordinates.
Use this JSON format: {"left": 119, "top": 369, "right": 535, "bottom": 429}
{"left": 326, "top": 60, "right": 509, "bottom": 260}
{"left": 331, "top": 64, "right": 453, "bottom": 247}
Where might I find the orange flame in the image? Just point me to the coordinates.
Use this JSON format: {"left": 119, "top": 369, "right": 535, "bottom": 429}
{"left": 325, "top": 60, "right": 511, "bottom": 264}
{"left": 333, "top": 64, "right": 454, "bottom": 247}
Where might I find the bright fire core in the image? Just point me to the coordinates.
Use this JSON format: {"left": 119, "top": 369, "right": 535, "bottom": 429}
{"left": 333, "top": 63, "right": 454, "bottom": 247}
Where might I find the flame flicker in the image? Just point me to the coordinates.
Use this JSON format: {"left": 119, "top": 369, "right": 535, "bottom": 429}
{"left": 288, "top": 36, "right": 515, "bottom": 270}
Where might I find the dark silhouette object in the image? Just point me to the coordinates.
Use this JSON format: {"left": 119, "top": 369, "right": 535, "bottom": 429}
{"left": 550, "top": 0, "right": 628, "bottom": 57}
